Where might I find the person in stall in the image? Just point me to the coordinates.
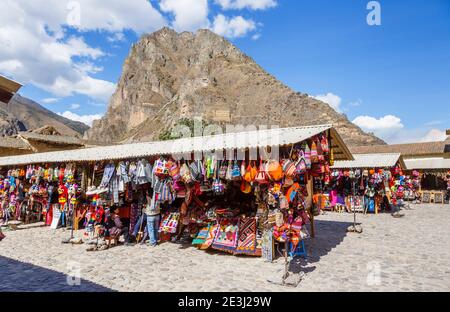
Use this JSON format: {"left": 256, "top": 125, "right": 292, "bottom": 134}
{"left": 106, "top": 207, "right": 131, "bottom": 246}
{"left": 173, "top": 181, "right": 207, "bottom": 243}
{"left": 145, "top": 191, "right": 162, "bottom": 247}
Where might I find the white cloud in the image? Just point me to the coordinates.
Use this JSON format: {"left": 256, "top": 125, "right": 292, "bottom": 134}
{"left": 58, "top": 111, "right": 102, "bottom": 127}
{"left": 0, "top": 0, "right": 166, "bottom": 102}
{"left": 215, "top": 0, "right": 278, "bottom": 10}
{"left": 352, "top": 114, "right": 406, "bottom": 143}
{"left": 41, "top": 97, "right": 60, "bottom": 104}
{"left": 313, "top": 93, "right": 342, "bottom": 112}
{"left": 159, "top": 0, "right": 209, "bottom": 31}
{"left": 69, "top": 103, "right": 80, "bottom": 110}
{"left": 418, "top": 129, "right": 447, "bottom": 142}
{"left": 212, "top": 14, "right": 256, "bottom": 38}
{"left": 107, "top": 32, "right": 126, "bottom": 43}
{"left": 251, "top": 33, "right": 261, "bottom": 40}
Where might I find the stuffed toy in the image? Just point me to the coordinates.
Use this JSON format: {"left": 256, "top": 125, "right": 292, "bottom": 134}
{"left": 69, "top": 183, "right": 78, "bottom": 205}
{"left": 58, "top": 183, "right": 68, "bottom": 205}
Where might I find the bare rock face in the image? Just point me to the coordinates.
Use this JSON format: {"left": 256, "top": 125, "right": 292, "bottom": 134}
{"left": 0, "top": 95, "right": 89, "bottom": 137}
{"left": 0, "top": 107, "right": 25, "bottom": 136}
{"left": 86, "top": 27, "right": 385, "bottom": 146}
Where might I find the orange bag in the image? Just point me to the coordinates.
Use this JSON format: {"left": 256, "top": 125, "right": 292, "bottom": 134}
{"left": 244, "top": 162, "right": 258, "bottom": 182}
{"left": 240, "top": 180, "right": 252, "bottom": 193}
{"left": 267, "top": 159, "right": 283, "bottom": 181}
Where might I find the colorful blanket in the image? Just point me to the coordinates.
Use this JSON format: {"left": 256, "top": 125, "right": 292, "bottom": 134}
{"left": 234, "top": 217, "right": 259, "bottom": 256}
{"left": 192, "top": 224, "right": 211, "bottom": 245}
{"left": 198, "top": 224, "right": 217, "bottom": 250}
{"left": 212, "top": 218, "right": 239, "bottom": 253}
{"left": 159, "top": 212, "right": 179, "bottom": 234}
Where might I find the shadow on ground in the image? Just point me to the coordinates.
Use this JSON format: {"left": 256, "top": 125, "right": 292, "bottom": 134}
{"left": 288, "top": 219, "right": 354, "bottom": 274}
{"left": 0, "top": 256, "right": 113, "bottom": 292}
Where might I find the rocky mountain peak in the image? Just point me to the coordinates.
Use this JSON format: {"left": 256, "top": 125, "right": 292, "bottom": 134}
{"left": 86, "top": 27, "right": 385, "bottom": 146}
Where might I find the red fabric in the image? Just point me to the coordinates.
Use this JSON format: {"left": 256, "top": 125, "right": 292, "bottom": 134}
{"left": 118, "top": 206, "right": 131, "bottom": 218}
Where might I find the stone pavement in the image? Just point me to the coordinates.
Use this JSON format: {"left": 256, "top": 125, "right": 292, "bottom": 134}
{"left": 1, "top": 204, "right": 449, "bottom": 292}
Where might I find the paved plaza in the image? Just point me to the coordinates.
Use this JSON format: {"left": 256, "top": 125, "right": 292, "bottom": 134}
{"left": 1, "top": 204, "right": 449, "bottom": 292}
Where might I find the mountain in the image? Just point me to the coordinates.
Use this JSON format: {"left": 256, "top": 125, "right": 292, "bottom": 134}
{"left": 0, "top": 94, "right": 89, "bottom": 137}
{"left": 85, "top": 27, "right": 385, "bottom": 146}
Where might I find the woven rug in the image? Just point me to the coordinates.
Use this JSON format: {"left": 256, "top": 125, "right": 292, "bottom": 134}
{"left": 198, "top": 224, "right": 218, "bottom": 250}
{"left": 234, "top": 217, "right": 259, "bottom": 256}
{"left": 211, "top": 218, "right": 239, "bottom": 253}
{"left": 192, "top": 224, "right": 211, "bottom": 245}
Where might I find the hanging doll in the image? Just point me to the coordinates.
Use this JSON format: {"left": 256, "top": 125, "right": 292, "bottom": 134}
{"left": 58, "top": 181, "right": 69, "bottom": 227}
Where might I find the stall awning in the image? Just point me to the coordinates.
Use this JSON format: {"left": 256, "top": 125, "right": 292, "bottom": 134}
{"left": 332, "top": 153, "right": 404, "bottom": 169}
{"left": 404, "top": 157, "right": 450, "bottom": 170}
{"left": 0, "top": 124, "right": 353, "bottom": 167}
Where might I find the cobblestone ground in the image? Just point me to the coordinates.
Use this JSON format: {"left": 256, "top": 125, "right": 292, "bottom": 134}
{"left": 1, "top": 204, "right": 449, "bottom": 292}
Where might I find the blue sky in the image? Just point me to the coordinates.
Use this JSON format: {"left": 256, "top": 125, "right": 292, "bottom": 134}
{"left": 1, "top": 0, "right": 449, "bottom": 143}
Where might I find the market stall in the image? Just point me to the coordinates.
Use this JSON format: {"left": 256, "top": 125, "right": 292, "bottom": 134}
{"left": 329, "top": 153, "right": 411, "bottom": 213}
{"left": 0, "top": 124, "right": 353, "bottom": 259}
{"left": 403, "top": 157, "right": 450, "bottom": 204}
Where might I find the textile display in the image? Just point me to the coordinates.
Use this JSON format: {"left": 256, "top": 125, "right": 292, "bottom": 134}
{"left": 198, "top": 224, "right": 218, "bottom": 250}
{"left": 212, "top": 218, "right": 240, "bottom": 253}
{"left": 192, "top": 224, "right": 212, "bottom": 245}
{"left": 234, "top": 217, "right": 259, "bottom": 256}
{"left": 159, "top": 212, "right": 179, "bottom": 234}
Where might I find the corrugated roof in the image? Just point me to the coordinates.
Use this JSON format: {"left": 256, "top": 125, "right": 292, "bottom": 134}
{"left": 0, "top": 75, "right": 22, "bottom": 94}
{"left": 0, "top": 124, "right": 352, "bottom": 166}
{"left": 18, "top": 132, "right": 85, "bottom": 146}
{"left": 350, "top": 141, "right": 446, "bottom": 157}
{"left": 332, "top": 153, "right": 404, "bottom": 169}
{"left": 404, "top": 157, "right": 450, "bottom": 170}
{"left": 0, "top": 137, "right": 31, "bottom": 150}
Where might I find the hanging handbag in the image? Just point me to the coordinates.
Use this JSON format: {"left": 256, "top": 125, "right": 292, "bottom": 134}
{"left": 189, "top": 160, "right": 203, "bottom": 182}
{"left": 255, "top": 160, "right": 269, "bottom": 184}
{"left": 225, "top": 161, "right": 233, "bottom": 181}
{"left": 219, "top": 161, "right": 228, "bottom": 179}
{"left": 169, "top": 161, "right": 180, "bottom": 181}
{"left": 240, "top": 180, "right": 252, "bottom": 194}
{"left": 283, "top": 159, "right": 297, "bottom": 178}
{"left": 180, "top": 163, "right": 193, "bottom": 184}
{"left": 231, "top": 161, "right": 241, "bottom": 180}
{"left": 267, "top": 159, "right": 283, "bottom": 182}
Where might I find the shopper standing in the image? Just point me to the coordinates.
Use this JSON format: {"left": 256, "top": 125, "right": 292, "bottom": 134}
{"left": 144, "top": 192, "right": 161, "bottom": 247}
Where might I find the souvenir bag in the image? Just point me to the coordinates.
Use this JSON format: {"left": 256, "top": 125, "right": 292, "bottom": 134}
{"left": 244, "top": 162, "right": 256, "bottom": 182}
{"left": 212, "top": 179, "right": 225, "bottom": 195}
{"left": 180, "top": 163, "right": 193, "bottom": 184}
{"left": 267, "top": 159, "right": 283, "bottom": 182}
{"left": 159, "top": 212, "right": 180, "bottom": 234}
{"left": 321, "top": 135, "right": 329, "bottom": 153}
{"left": 295, "top": 152, "right": 307, "bottom": 174}
{"left": 231, "top": 161, "right": 241, "bottom": 181}
{"left": 240, "top": 161, "right": 246, "bottom": 178}
{"left": 173, "top": 179, "right": 186, "bottom": 192}
{"left": 303, "top": 144, "right": 312, "bottom": 169}
{"left": 282, "top": 159, "right": 297, "bottom": 178}
{"left": 205, "top": 157, "right": 213, "bottom": 179}
{"left": 219, "top": 161, "right": 228, "bottom": 179}
{"left": 159, "top": 182, "right": 176, "bottom": 203}
{"left": 225, "top": 161, "right": 233, "bottom": 181}
{"left": 154, "top": 158, "right": 169, "bottom": 178}
{"left": 169, "top": 161, "right": 180, "bottom": 181}
{"left": 250, "top": 161, "right": 258, "bottom": 182}
{"left": 255, "top": 160, "right": 269, "bottom": 184}
{"left": 189, "top": 160, "right": 203, "bottom": 182}
{"left": 310, "top": 140, "right": 318, "bottom": 163}
{"left": 240, "top": 180, "right": 252, "bottom": 194}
